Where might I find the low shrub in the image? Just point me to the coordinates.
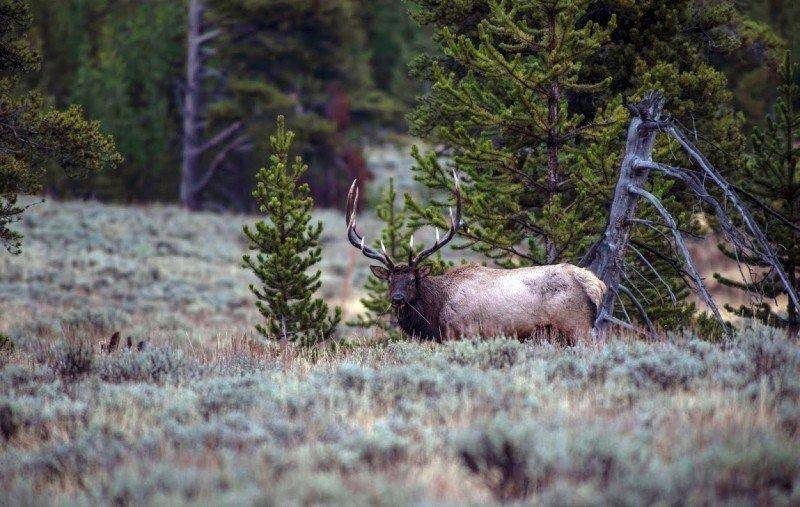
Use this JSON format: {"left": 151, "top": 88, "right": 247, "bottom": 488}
{"left": 60, "top": 307, "right": 131, "bottom": 334}
{"left": 587, "top": 341, "right": 706, "bottom": 390}
{"left": 0, "top": 309, "right": 798, "bottom": 504}
{"left": 51, "top": 339, "right": 95, "bottom": 379}
{"left": 334, "top": 363, "right": 375, "bottom": 393}
{"left": 458, "top": 419, "right": 563, "bottom": 501}
{"left": 97, "top": 347, "right": 187, "bottom": 383}
{"left": 692, "top": 433, "right": 800, "bottom": 503}
{"left": 442, "top": 338, "right": 527, "bottom": 369}
{"left": 196, "top": 376, "right": 267, "bottom": 416}
{"left": 0, "top": 403, "right": 17, "bottom": 440}
{"left": 0, "top": 333, "right": 13, "bottom": 354}
{"left": 349, "top": 427, "right": 409, "bottom": 468}
{"left": 458, "top": 417, "right": 704, "bottom": 503}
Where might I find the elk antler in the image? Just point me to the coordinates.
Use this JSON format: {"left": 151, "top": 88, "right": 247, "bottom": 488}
{"left": 412, "top": 170, "right": 462, "bottom": 266}
{"left": 346, "top": 181, "right": 396, "bottom": 268}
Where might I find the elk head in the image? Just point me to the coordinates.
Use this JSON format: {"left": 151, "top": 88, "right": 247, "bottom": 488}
{"left": 346, "top": 172, "right": 462, "bottom": 308}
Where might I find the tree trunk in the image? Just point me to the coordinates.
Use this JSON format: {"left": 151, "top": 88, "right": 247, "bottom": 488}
{"left": 545, "top": 80, "right": 560, "bottom": 263}
{"left": 582, "top": 93, "right": 665, "bottom": 328}
{"left": 180, "top": 0, "right": 204, "bottom": 210}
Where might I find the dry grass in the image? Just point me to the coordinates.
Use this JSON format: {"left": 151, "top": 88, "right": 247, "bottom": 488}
{"left": 1, "top": 322, "right": 799, "bottom": 505}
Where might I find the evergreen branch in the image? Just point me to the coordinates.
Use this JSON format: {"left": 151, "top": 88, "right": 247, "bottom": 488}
{"left": 728, "top": 182, "right": 800, "bottom": 235}
{"left": 628, "top": 243, "right": 678, "bottom": 302}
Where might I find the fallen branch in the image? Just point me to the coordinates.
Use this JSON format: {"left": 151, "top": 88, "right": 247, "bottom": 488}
{"left": 667, "top": 125, "right": 799, "bottom": 310}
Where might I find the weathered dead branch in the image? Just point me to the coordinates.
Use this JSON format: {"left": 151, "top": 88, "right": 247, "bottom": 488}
{"left": 582, "top": 91, "right": 800, "bottom": 337}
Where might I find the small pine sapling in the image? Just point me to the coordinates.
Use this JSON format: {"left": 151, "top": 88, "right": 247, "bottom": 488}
{"left": 348, "top": 178, "right": 413, "bottom": 337}
{"left": 243, "top": 116, "right": 341, "bottom": 346}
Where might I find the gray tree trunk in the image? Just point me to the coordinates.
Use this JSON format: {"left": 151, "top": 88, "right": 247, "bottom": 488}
{"left": 582, "top": 93, "right": 665, "bottom": 332}
{"left": 180, "top": 0, "right": 204, "bottom": 210}
{"left": 180, "top": 1, "right": 243, "bottom": 211}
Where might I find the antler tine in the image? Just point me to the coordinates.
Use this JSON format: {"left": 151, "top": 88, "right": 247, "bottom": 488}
{"left": 345, "top": 180, "right": 358, "bottom": 226}
{"left": 345, "top": 180, "right": 395, "bottom": 268}
{"left": 412, "top": 170, "right": 463, "bottom": 266}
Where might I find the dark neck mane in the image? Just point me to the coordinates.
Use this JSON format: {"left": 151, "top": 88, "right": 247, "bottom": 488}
{"left": 395, "top": 276, "right": 445, "bottom": 340}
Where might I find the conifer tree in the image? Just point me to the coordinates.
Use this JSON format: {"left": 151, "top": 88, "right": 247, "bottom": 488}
{"left": 29, "top": 0, "right": 183, "bottom": 202}
{"left": 348, "top": 178, "right": 413, "bottom": 337}
{"left": 243, "top": 116, "right": 341, "bottom": 345}
{"left": 409, "top": 0, "right": 617, "bottom": 266}
{"left": 715, "top": 52, "right": 800, "bottom": 337}
{"left": 202, "top": 0, "right": 375, "bottom": 209}
{"left": 0, "top": 0, "right": 120, "bottom": 253}
{"left": 407, "top": 0, "right": 757, "bottom": 329}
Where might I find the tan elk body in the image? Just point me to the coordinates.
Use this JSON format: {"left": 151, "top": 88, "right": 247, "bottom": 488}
{"left": 395, "top": 263, "right": 605, "bottom": 341}
{"left": 346, "top": 175, "right": 607, "bottom": 342}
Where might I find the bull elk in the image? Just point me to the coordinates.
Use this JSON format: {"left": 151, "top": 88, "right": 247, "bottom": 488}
{"left": 346, "top": 173, "right": 607, "bottom": 342}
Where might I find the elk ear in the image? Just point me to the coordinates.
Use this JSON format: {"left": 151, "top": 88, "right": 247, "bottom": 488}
{"left": 370, "top": 265, "right": 390, "bottom": 280}
{"left": 416, "top": 264, "right": 433, "bottom": 278}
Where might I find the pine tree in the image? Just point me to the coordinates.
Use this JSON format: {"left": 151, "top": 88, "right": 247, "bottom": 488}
{"left": 243, "top": 116, "right": 341, "bottom": 346}
{"left": 355, "top": 0, "right": 434, "bottom": 122}
{"left": 28, "top": 0, "right": 183, "bottom": 202}
{"left": 407, "top": 0, "right": 758, "bottom": 329}
{"left": 715, "top": 52, "right": 800, "bottom": 337}
{"left": 200, "top": 0, "right": 376, "bottom": 209}
{"left": 0, "top": 0, "right": 120, "bottom": 253}
{"left": 409, "top": 0, "right": 617, "bottom": 266}
{"left": 348, "top": 178, "right": 413, "bottom": 337}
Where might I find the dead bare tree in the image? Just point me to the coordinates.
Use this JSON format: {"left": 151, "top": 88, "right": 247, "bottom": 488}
{"left": 180, "top": 0, "right": 244, "bottom": 210}
{"left": 582, "top": 91, "right": 800, "bottom": 337}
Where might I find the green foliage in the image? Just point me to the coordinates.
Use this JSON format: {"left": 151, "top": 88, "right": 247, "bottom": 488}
{"left": 348, "top": 178, "right": 413, "bottom": 338}
{"left": 205, "top": 0, "right": 377, "bottom": 208}
{"left": 408, "top": 0, "right": 618, "bottom": 265}
{"left": 354, "top": 0, "right": 434, "bottom": 123}
{"left": 694, "top": 312, "right": 729, "bottom": 342}
{"left": 746, "top": 0, "right": 800, "bottom": 55}
{"left": 407, "top": 0, "right": 759, "bottom": 329}
{"left": 10, "top": 0, "right": 797, "bottom": 216}
{"left": 243, "top": 117, "right": 341, "bottom": 346}
{"left": 23, "top": 0, "right": 426, "bottom": 207}
{"left": 723, "top": 0, "right": 800, "bottom": 122}
{"left": 208, "top": 0, "right": 371, "bottom": 111}
{"left": 28, "top": 0, "right": 182, "bottom": 202}
{"left": 0, "top": 0, "right": 120, "bottom": 253}
{"left": 715, "top": 52, "right": 800, "bottom": 335}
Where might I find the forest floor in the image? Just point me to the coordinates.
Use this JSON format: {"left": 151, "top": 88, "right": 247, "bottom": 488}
{"left": 1, "top": 198, "right": 799, "bottom": 505}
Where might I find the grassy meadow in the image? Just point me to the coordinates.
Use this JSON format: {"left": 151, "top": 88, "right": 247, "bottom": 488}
{"left": 1, "top": 197, "right": 800, "bottom": 505}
